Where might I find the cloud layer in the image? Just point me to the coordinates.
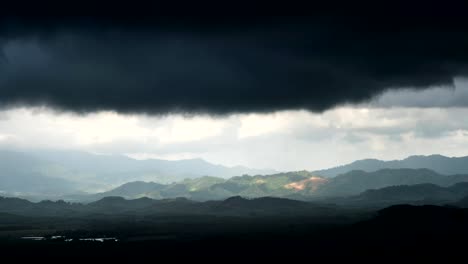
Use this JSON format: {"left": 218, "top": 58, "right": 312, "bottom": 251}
{"left": 3, "top": 85, "right": 468, "bottom": 171}
{"left": 1, "top": 3, "right": 468, "bottom": 114}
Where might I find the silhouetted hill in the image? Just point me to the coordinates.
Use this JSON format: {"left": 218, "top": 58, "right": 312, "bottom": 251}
{"left": 347, "top": 182, "right": 468, "bottom": 206}
{"left": 0, "top": 195, "right": 333, "bottom": 218}
{"left": 217, "top": 196, "right": 309, "bottom": 210}
{"left": 87, "top": 196, "right": 163, "bottom": 213}
{"left": 360, "top": 204, "right": 468, "bottom": 232}
{"left": 0, "top": 196, "right": 84, "bottom": 217}
{"left": 452, "top": 193, "right": 468, "bottom": 208}
{"left": 0, "top": 197, "right": 34, "bottom": 211}
{"left": 314, "top": 154, "right": 468, "bottom": 177}
{"left": 2, "top": 201, "right": 468, "bottom": 262}
{"left": 92, "top": 181, "right": 166, "bottom": 200}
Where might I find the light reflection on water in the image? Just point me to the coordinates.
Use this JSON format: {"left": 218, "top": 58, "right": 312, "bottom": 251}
{"left": 21, "top": 236, "right": 119, "bottom": 242}
{"left": 78, "top": 238, "right": 119, "bottom": 242}
{"left": 21, "top": 237, "right": 45, "bottom": 241}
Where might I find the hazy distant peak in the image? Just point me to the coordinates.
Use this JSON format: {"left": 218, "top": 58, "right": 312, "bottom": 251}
{"left": 314, "top": 154, "right": 468, "bottom": 177}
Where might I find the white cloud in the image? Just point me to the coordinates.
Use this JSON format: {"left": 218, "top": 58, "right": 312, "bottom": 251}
{"left": 2, "top": 100, "right": 468, "bottom": 171}
{"left": 237, "top": 112, "right": 290, "bottom": 138}
{"left": 151, "top": 115, "right": 229, "bottom": 144}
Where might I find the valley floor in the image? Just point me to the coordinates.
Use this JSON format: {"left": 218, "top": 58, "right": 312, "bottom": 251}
{"left": 1, "top": 204, "right": 468, "bottom": 262}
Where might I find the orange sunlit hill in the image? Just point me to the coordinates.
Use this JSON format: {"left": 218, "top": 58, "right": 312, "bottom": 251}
{"left": 285, "top": 176, "right": 328, "bottom": 191}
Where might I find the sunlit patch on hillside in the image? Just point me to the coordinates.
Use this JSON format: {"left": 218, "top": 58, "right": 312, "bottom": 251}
{"left": 255, "top": 179, "right": 266, "bottom": 184}
{"left": 285, "top": 177, "right": 328, "bottom": 191}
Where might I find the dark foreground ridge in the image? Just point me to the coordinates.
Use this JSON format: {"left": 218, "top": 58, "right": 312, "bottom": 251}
{"left": 1, "top": 195, "right": 468, "bottom": 262}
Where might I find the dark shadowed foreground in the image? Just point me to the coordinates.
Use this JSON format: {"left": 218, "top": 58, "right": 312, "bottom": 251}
{"left": 1, "top": 196, "right": 468, "bottom": 262}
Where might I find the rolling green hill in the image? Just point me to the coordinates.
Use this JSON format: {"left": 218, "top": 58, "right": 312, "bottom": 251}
{"left": 84, "top": 168, "right": 468, "bottom": 202}
{"left": 84, "top": 171, "right": 324, "bottom": 201}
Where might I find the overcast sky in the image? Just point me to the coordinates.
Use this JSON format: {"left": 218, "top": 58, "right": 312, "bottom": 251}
{"left": 2, "top": 8, "right": 468, "bottom": 171}
{"left": 2, "top": 80, "right": 468, "bottom": 171}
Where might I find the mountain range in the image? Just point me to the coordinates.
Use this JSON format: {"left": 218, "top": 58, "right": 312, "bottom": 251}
{"left": 4, "top": 182, "right": 468, "bottom": 219}
{"left": 314, "top": 154, "right": 468, "bottom": 177}
{"left": 5, "top": 150, "right": 468, "bottom": 202}
{"left": 72, "top": 171, "right": 316, "bottom": 202}
{"left": 313, "top": 168, "right": 468, "bottom": 197}
{"left": 72, "top": 168, "right": 468, "bottom": 202}
{"left": 0, "top": 149, "right": 275, "bottom": 195}
{"left": 340, "top": 182, "right": 468, "bottom": 207}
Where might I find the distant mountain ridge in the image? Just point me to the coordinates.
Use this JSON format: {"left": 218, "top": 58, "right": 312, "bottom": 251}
{"left": 314, "top": 154, "right": 468, "bottom": 177}
{"left": 0, "top": 149, "right": 276, "bottom": 195}
{"left": 31, "top": 150, "right": 276, "bottom": 180}
{"left": 74, "top": 168, "right": 468, "bottom": 202}
{"left": 0, "top": 151, "right": 78, "bottom": 195}
{"left": 314, "top": 168, "right": 468, "bottom": 197}
{"left": 6, "top": 150, "right": 468, "bottom": 202}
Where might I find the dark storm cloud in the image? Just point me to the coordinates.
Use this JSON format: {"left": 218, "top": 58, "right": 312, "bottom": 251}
{"left": 1, "top": 1, "right": 468, "bottom": 114}
{"left": 370, "top": 80, "right": 468, "bottom": 108}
